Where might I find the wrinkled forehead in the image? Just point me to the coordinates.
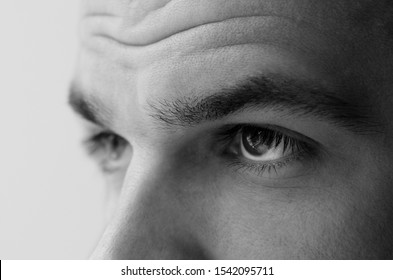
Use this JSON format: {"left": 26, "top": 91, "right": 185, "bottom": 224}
{"left": 80, "top": 0, "right": 387, "bottom": 46}
{"left": 75, "top": 0, "right": 393, "bottom": 133}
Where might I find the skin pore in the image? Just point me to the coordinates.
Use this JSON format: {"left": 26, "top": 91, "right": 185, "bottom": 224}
{"left": 71, "top": 0, "right": 393, "bottom": 259}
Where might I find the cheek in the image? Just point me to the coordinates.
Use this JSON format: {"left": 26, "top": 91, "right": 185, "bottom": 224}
{"left": 198, "top": 172, "right": 393, "bottom": 259}
{"left": 200, "top": 180, "right": 320, "bottom": 259}
{"left": 99, "top": 143, "right": 393, "bottom": 259}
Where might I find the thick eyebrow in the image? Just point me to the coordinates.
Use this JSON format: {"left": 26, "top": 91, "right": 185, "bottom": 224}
{"left": 68, "top": 84, "right": 111, "bottom": 127}
{"left": 148, "top": 75, "right": 381, "bottom": 134}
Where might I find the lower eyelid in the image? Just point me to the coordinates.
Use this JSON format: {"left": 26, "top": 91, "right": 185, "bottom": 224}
{"left": 226, "top": 153, "right": 311, "bottom": 180}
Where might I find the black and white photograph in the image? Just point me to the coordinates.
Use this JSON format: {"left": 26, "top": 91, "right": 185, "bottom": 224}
{"left": 2, "top": 0, "right": 393, "bottom": 267}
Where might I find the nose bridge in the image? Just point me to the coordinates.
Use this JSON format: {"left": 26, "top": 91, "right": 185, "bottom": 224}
{"left": 90, "top": 159, "right": 206, "bottom": 259}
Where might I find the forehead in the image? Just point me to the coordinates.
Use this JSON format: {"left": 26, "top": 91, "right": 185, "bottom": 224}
{"left": 74, "top": 0, "right": 393, "bottom": 131}
{"left": 80, "top": 0, "right": 389, "bottom": 37}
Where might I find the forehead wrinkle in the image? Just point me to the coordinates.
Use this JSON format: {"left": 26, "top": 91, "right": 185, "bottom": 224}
{"left": 81, "top": 0, "right": 127, "bottom": 18}
{"left": 82, "top": 14, "right": 343, "bottom": 71}
{"left": 83, "top": 0, "right": 304, "bottom": 47}
{"left": 81, "top": 0, "right": 392, "bottom": 49}
{"left": 126, "top": 0, "right": 173, "bottom": 26}
{"left": 85, "top": 0, "right": 379, "bottom": 48}
{"left": 79, "top": 17, "right": 314, "bottom": 79}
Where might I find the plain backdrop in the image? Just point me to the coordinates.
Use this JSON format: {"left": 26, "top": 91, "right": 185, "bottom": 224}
{"left": 0, "top": 1, "right": 106, "bottom": 259}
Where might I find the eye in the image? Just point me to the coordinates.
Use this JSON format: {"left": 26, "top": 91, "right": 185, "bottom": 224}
{"left": 84, "top": 131, "right": 132, "bottom": 173}
{"left": 218, "top": 124, "right": 317, "bottom": 177}
{"left": 240, "top": 126, "right": 291, "bottom": 161}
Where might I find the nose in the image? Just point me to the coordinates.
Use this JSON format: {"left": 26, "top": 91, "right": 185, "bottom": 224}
{"left": 90, "top": 162, "right": 208, "bottom": 259}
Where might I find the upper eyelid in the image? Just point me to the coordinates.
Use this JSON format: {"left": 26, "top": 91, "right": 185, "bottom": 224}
{"left": 82, "top": 119, "right": 128, "bottom": 141}
{"left": 83, "top": 131, "right": 125, "bottom": 154}
{"left": 238, "top": 125, "right": 308, "bottom": 150}
{"left": 83, "top": 132, "right": 110, "bottom": 155}
{"left": 218, "top": 122, "right": 319, "bottom": 146}
{"left": 217, "top": 123, "right": 321, "bottom": 158}
{"left": 84, "top": 122, "right": 316, "bottom": 152}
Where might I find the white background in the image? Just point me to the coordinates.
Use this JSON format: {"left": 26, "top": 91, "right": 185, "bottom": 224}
{"left": 0, "top": 1, "right": 105, "bottom": 259}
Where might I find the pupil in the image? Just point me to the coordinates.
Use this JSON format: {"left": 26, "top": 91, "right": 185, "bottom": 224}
{"left": 242, "top": 127, "right": 268, "bottom": 156}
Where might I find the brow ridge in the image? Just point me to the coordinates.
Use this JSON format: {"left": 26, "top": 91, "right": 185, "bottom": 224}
{"left": 148, "top": 75, "right": 380, "bottom": 134}
{"left": 68, "top": 84, "right": 110, "bottom": 127}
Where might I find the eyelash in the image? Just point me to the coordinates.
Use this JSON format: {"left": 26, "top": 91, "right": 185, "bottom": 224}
{"left": 216, "top": 124, "right": 316, "bottom": 176}
{"left": 85, "top": 125, "right": 316, "bottom": 177}
{"left": 84, "top": 131, "right": 121, "bottom": 154}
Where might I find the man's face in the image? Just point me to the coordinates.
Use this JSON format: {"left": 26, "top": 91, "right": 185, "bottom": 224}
{"left": 71, "top": 0, "right": 393, "bottom": 259}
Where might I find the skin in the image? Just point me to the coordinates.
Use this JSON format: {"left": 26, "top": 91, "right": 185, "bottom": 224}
{"left": 72, "top": 0, "right": 393, "bottom": 259}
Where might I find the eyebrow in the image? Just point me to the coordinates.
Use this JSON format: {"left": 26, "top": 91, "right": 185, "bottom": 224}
{"left": 69, "top": 75, "right": 381, "bottom": 134}
{"left": 68, "top": 85, "right": 111, "bottom": 127}
{"left": 148, "top": 75, "right": 381, "bottom": 134}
